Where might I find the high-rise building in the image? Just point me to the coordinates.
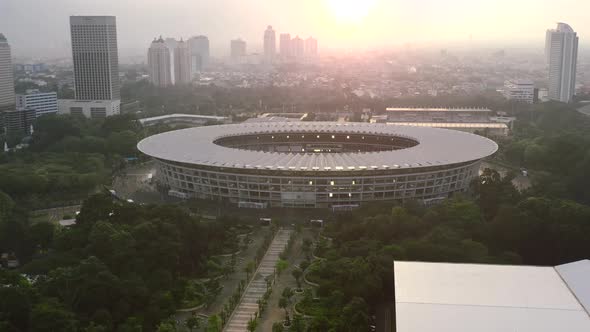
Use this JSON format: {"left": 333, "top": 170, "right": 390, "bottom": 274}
{"left": 188, "top": 35, "right": 210, "bottom": 74}
{"left": 0, "top": 33, "right": 15, "bottom": 111}
{"left": 230, "top": 39, "right": 247, "bottom": 59}
{"left": 148, "top": 37, "right": 172, "bottom": 87}
{"left": 263, "top": 26, "right": 276, "bottom": 60}
{"left": 545, "top": 23, "right": 578, "bottom": 103}
{"left": 305, "top": 37, "right": 318, "bottom": 57}
{"left": 174, "top": 39, "right": 192, "bottom": 84}
{"left": 16, "top": 89, "right": 58, "bottom": 117}
{"left": 292, "top": 36, "right": 304, "bottom": 59}
{"left": 503, "top": 79, "right": 535, "bottom": 104}
{"left": 164, "top": 38, "right": 177, "bottom": 83}
{"left": 280, "top": 33, "right": 292, "bottom": 58}
{"left": 70, "top": 16, "right": 120, "bottom": 101}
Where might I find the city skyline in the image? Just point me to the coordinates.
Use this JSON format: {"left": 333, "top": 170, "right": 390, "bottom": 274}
{"left": 1, "top": 0, "right": 589, "bottom": 58}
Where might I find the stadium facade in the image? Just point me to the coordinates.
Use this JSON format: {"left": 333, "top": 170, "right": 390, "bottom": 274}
{"left": 138, "top": 122, "right": 497, "bottom": 209}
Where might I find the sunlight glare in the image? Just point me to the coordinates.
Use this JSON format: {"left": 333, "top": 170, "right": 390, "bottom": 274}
{"left": 325, "top": 0, "right": 378, "bottom": 24}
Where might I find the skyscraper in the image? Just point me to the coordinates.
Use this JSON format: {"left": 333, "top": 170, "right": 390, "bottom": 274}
{"left": 545, "top": 22, "right": 578, "bottom": 103}
{"left": 0, "top": 33, "right": 15, "bottom": 111}
{"left": 263, "top": 26, "right": 276, "bottom": 60}
{"left": 148, "top": 37, "right": 172, "bottom": 87}
{"left": 188, "top": 35, "right": 210, "bottom": 74}
{"left": 70, "top": 16, "right": 120, "bottom": 100}
{"left": 164, "top": 38, "right": 177, "bottom": 83}
{"left": 230, "top": 39, "right": 247, "bottom": 59}
{"left": 305, "top": 37, "right": 318, "bottom": 57}
{"left": 292, "top": 36, "right": 304, "bottom": 59}
{"left": 280, "top": 33, "right": 292, "bottom": 58}
{"left": 174, "top": 39, "right": 192, "bottom": 85}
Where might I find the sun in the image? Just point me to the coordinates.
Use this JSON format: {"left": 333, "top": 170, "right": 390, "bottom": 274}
{"left": 325, "top": 0, "right": 377, "bottom": 24}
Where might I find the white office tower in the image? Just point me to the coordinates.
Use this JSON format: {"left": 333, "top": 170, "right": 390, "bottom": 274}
{"left": 305, "top": 37, "right": 318, "bottom": 57}
{"left": 188, "top": 35, "right": 209, "bottom": 74}
{"left": 545, "top": 23, "right": 578, "bottom": 103}
{"left": 503, "top": 79, "right": 535, "bottom": 104}
{"left": 0, "top": 33, "right": 16, "bottom": 111}
{"left": 263, "top": 26, "right": 276, "bottom": 61}
{"left": 164, "top": 38, "right": 177, "bottom": 83}
{"left": 292, "top": 36, "right": 304, "bottom": 59}
{"left": 16, "top": 90, "right": 58, "bottom": 117}
{"left": 174, "top": 39, "right": 191, "bottom": 85}
{"left": 280, "top": 33, "right": 292, "bottom": 57}
{"left": 70, "top": 16, "right": 120, "bottom": 101}
{"left": 230, "top": 39, "right": 247, "bottom": 59}
{"left": 148, "top": 37, "right": 172, "bottom": 87}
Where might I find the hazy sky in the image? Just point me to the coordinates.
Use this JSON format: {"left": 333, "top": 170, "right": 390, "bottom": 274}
{"left": 0, "top": 0, "right": 588, "bottom": 58}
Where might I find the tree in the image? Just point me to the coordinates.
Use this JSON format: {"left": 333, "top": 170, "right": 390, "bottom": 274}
{"left": 275, "top": 259, "right": 288, "bottom": 276}
{"left": 278, "top": 296, "right": 290, "bottom": 324}
{"left": 186, "top": 316, "right": 201, "bottom": 332}
{"left": 290, "top": 314, "right": 305, "bottom": 332}
{"left": 291, "top": 268, "right": 302, "bottom": 290}
{"left": 207, "top": 314, "right": 221, "bottom": 332}
{"left": 272, "top": 321, "right": 285, "bottom": 332}
{"left": 156, "top": 321, "right": 177, "bottom": 332}
{"left": 245, "top": 261, "right": 255, "bottom": 280}
{"left": 247, "top": 316, "right": 257, "bottom": 332}
{"left": 30, "top": 299, "right": 78, "bottom": 332}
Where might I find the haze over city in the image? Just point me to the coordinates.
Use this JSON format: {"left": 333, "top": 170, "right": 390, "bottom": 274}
{"left": 1, "top": 1, "right": 590, "bottom": 332}
{"left": 1, "top": 0, "right": 589, "bottom": 57}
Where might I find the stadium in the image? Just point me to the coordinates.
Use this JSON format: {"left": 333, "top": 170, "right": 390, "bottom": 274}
{"left": 137, "top": 122, "right": 498, "bottom": 209}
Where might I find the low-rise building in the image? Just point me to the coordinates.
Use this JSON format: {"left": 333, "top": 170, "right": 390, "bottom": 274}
{"left": 385, "top": 107, "right": 492, "bottom": 123}
{"left": 138, "top": 113, "right": 229, "bottom": 127}
{"left": 503, "top": 79, "right": 535, "bottom": 104}
{"left": 1, "top": 108, "right": 36, "bottom": 136}
{"left": 16, "top": 89, "right": 58, "bottom": 117}
{"left": 58, "top": 99, "right": 120, "bottom": 119}
{"left": 388, "top": 122, "right": 509, "bottom": 137}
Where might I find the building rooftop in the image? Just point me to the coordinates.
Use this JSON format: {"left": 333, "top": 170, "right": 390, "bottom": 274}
{"left": 137, "top": 122, "right": 498, "bottom": 172}
{"left": 386, "top": 107, "right": 492, "bottom": 113}
{"left": 388, "top": 122, "right": 508, "bottom": 129}
{"left": 394, "top": 261, "right": 590, "bottom": 332}
{"left": 138, "top": 113, "right": 228, "bottom": 124}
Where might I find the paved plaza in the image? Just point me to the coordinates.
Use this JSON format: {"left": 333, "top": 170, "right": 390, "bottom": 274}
{"left": 224, "top": 229, "right": 292, "bottom": 332}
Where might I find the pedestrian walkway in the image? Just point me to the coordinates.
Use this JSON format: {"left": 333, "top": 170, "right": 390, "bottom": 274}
{"left": 224, "top": 229, "right": 292, "bottom": 332}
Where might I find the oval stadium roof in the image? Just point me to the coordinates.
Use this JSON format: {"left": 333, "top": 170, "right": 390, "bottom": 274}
{"left": 137, "top": 122, "right": 498, "bottom": 171}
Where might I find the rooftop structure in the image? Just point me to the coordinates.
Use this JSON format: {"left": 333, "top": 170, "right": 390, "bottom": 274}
{"left": 388, "top": 122, "right": 509, "bottom": 137}
{"left": 384, "top": 107, "right": 493, "bottom": 123}
{"left": 393, "top": 260, "right": 590, "bottom": 332}
{"left": 138, "top": 113, "right": 229, "bottom": 127}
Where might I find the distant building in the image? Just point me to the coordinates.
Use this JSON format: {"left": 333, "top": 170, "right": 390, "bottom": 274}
{"left": 188, "top": 35, "right": 209, "bottom": 73}
{"left": 392, "top": 260, "right": 590, "bottom": 332}
{"left": 230, "top": 39, "right": 247, "bottom": 59}
{"left": 138, "top": 113, "right": 230, "bottom": 127}
{"left": 385, "top": 107, "right": 492, "bottom": 123}
{"left": 503, "top": 79, "right": 535, "bottom": 104}
{"left": 1, "top": 108, "right": 36, "bottom": 136}
{"left": 388, "top": 122, "right": 509, "bottom": 137}
{"left": 173, "top": 39, "right": 192, "bottom": 84}
{"left": 280, "top": 33, "right": 292, "bottom": 57}
{"left": 16, "top": 90, "right": 58, "bottom": 117}
{"left": 70, "top": 16, "right": 120, "bottom": 101}
{"left": 0, "top": 33, "right": 15, "bottom": 111}
{"left": 545, "top": 23, "right": 578, "bottom": 103}
{"left": 292, "top": 36, "right": 304, "bottom": 59}
{"left": 148, "top": 37, "right": 172, "bottom": 87}
{"left": 263, "top": 25, "right": 276, "bottom": 60}
{"left": 58, "top": 99, "right": 120, "bottom": 119}
{"left": 305, "top": 37, "right": 318, "bottom": 57}
{"left": 164, "top": 38, "right": 177, "bottom": 83}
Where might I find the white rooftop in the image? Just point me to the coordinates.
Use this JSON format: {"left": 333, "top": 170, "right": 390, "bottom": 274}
{"left": 385, "top": 107, "right": 492, "bottom": 113}
{"left": 394, "top": 261, "right": 590, "bottom": 332}
{"left": 137, "top": 122, "right": 498, "bottom": 172}
{"left": 138, "top": 113, "right": 228, "bottom": 124}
